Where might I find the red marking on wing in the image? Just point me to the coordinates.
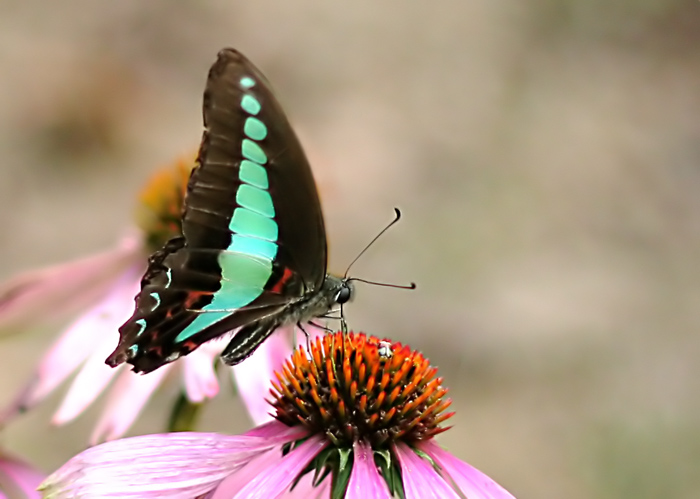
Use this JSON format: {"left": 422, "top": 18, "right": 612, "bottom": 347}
{"left": 270, "top": 267, "right": 294, "bottom": 294}
{"left": 183, "top": 340, "right": 199, "bottom": 352}
{"left": 184, "top": 290, "right": 212, "bottom": 308}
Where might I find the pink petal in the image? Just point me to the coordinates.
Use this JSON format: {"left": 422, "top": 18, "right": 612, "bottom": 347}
{"left": 41, "top": 430, "right": 299, "bottom": 499}
{"left": 0, "top": 452, "right": 44, "bottom": 498}
{"left": 232, "top": 325, "right": 326, "bottom": 426}
{"left": 90, "top": 366, "right": 170, "bottom": 444}
{"left": 346, "top": 440, "right": 391, "bottom": 499}
{"left": 212, "top": 447, "right": 330, "bottom": 499}
{"left": 393, "top": 442, "right": 460, "bottom": 499}
{"left": 243, "top": 420, "right": 308, "bottom": 440}
{"left": 0, "top": 232, "right": 142, "bottom": 335}
{"left": 51, "top": 337, "right": 123, "bottom": 426}
{"left": 1, "top": 264, "right": 142, "bottom": 425}
{"left": 48, "top": 269, "right": 141, "bottom": 425}
{"left": 231, "top": 328, "right": 295, "bottom": 425}
{"left": 209, "top": 447, "right": 279, "bottom": 498}
{"left": 418, "top": 440, "right": 516, "bottom": 499}
{"left": 182, "top": 343, "right": 221, "bottom": 403}
{"left": 231, "top": 434, "right": 327, "bottom": 498}
{"left": 211, "top": 425, "right": 323, "bottom": 498}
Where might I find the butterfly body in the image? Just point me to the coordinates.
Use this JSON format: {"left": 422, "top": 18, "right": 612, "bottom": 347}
{"left": 106, "top": 49, "right": 352, "bottom": 374}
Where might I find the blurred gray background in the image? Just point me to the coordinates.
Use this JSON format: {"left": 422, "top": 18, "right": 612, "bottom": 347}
{"left": 1, "top": 1, "right": 699, "bottom": 498}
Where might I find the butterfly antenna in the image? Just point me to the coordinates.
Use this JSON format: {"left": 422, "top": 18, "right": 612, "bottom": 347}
{"left": 347, "top": 277, "right": 417, "bottom": 290}
{"left": 344, "top": 208, "right": 403, "bottom": 279}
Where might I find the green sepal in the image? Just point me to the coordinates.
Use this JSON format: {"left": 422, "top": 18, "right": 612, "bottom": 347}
{"left": 298, "top": 445, "right": 335, "bottom": 486}
{"left": 414, "top": 448, "right": 437, "bottom": 468}
{"left": 375, "top": 449, "right": 392, "bottom": 469}
{"left": 289, "top": 443, "right": 346, "bottom": 492}
{"left": 330, "top": 448, "right": 353, "bottom": 499}
{"left": 338, "top": 447, "right": 351, "bottom": 473}
{"left": 376, "top": 448, "right": 405, "bottom": 499}
{"left": 312, "top": 464, "right": 332, "bottom": 488}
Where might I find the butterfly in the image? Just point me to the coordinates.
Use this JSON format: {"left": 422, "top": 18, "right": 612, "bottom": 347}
{"left": 106, "top": 48, "right": 353, "bottom": 374}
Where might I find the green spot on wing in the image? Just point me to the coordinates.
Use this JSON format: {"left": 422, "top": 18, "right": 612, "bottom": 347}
{"left": 241, "top": 94, "right": 261, "bottom": 115}
{"left": 242, "top": 139, "right": 267, "bottom": 164}
{"left": 236, "top": 184, "right": 275, "bottom": 218}
{"left": 218, "top": 252, "right": 273, "bottom": 295}
{"left": 135, "top": 318, "right": 147, "bottom": 336}
{"left": 174, "top": 253, "right": 272, "bottom": 343}
{"left": 230, "top": 234, "right": 278, "bottom": 260}
{"left": 175, "top": 254, "right": 272, "bottom": 343}
{"left": 239, "top": 160, "right": 269, "bottom": 189}
{"left": 229, "top": 207, "right": 278, "bottom": 241}
{"left": 244, "top": 117, "right": 267, "bottom": 140}
{"left": 174, "top": 312, "right": 229, "bottom": 343}
{"left": 149, "top": 292, "right": 161, "bottom": 311}
{"left": 240, "top": 76, "right": 255, "bottom": 89}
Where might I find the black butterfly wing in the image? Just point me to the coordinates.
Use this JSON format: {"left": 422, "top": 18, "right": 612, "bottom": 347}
{"left": 107, "top": 49, "right": 327, "bottom": 373}
{"left": 185, "top": 48, "right": 327, "bottom": 284}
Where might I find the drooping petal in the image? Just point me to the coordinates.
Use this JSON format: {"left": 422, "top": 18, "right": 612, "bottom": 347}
{"left": 0, "top": 452, "right": 44, "bottom": 498}
{"left": 2, "top": 264, "right": 142, "bottom": 424}
{"left": 418, "top": 440, "right": 516, "bottom": 499}
{"left": 232, "top": 434, "right": 327, "bottom": 498}
{"left": 182, "top": 342, "right": 221, "bottom": 403}
{"left": 209, "top": 447, "right": 279, "bottom": 498}
{"left": 393, "top": 442, "right": 460, "bottom": 499}
{"left": 51, "top": 337, "right": 124, "bottom": 426}
{"left": 90, "top": 366, "right": 170, "bottom": 444}
{"left": 41, "top": 429, "right": 301, "bottom": 499}
{"left": 209, "top": 422, "right": 312, "bottom": 498}
{"left": 231, "top": 328, "right": 295, "bottom": 425}
{"left": 0, "top": 232, "right": 142, "bottom": 335}
{"left": 232, "top": 325, "right": 325, "bottom": 426}
{"left": 345, "top": 440, "right": 391, "bottom": 499}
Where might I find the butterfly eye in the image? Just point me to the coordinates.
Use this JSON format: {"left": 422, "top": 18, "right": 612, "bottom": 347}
{"left": 335, "top": 285, "right": 352, "bottom": 304}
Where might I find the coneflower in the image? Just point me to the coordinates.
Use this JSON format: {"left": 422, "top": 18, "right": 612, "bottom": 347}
{"left": 40, "top": 332, "right": 515, "bottom": 498}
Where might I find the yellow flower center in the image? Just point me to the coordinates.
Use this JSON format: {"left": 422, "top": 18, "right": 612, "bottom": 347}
{"left": 135, "top": 156, "right": 193, "bottom": 251}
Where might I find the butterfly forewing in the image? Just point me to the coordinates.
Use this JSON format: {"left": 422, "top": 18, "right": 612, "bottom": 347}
{"left": 107, "top": 49, "right": 330, "bottom": 373}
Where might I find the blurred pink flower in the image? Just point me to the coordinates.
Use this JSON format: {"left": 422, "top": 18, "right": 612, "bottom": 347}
{"left": 40, "top": 333, "right": 516, "bottom": 498}
{"left": 0, "top": 233, "right": 142, "bottom": 336}
{"left": 0, "top": 231, "right": 311, "bottom": 442}
{"left": 0, "top": 156, "right": 308, "bottom": 442}
{"left": 0, "top": 231, "right": 222, "bottom": 443}
{"left": 0, "top": 450, "right": 44, "bottom": 499}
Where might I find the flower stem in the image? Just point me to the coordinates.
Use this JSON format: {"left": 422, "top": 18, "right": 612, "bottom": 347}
{"left": 167, "top": 392, "right": 203, "bottom": 432}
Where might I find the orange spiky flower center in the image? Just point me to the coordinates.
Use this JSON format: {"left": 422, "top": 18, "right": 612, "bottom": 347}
{"left": 135, "top": 156, "right": 193, "bottom": 251}
{"left": 270, "top": 332, "right": 454, "bottom": 449}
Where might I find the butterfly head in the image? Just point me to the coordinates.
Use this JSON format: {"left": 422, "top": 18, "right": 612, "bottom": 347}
{"left": 334, "top": 278, "right": 354, "bottom": 305}
{"left": 318, "top": 274, "right": 354, "bottom": 334}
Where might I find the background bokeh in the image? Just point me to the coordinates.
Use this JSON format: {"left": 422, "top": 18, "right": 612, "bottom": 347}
{"left": 1, "top": 1, "right": 699, "bottom": 497}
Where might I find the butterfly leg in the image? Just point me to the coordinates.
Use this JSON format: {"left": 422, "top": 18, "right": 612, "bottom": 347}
{"left": 296, "top": 322, "right": 312, "bottom": 353}
{"left": 221, "top": 319, "right": 278, "bottom": 366}
{"left": 308, "top": 321, "right": 333, "bottom": 333}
